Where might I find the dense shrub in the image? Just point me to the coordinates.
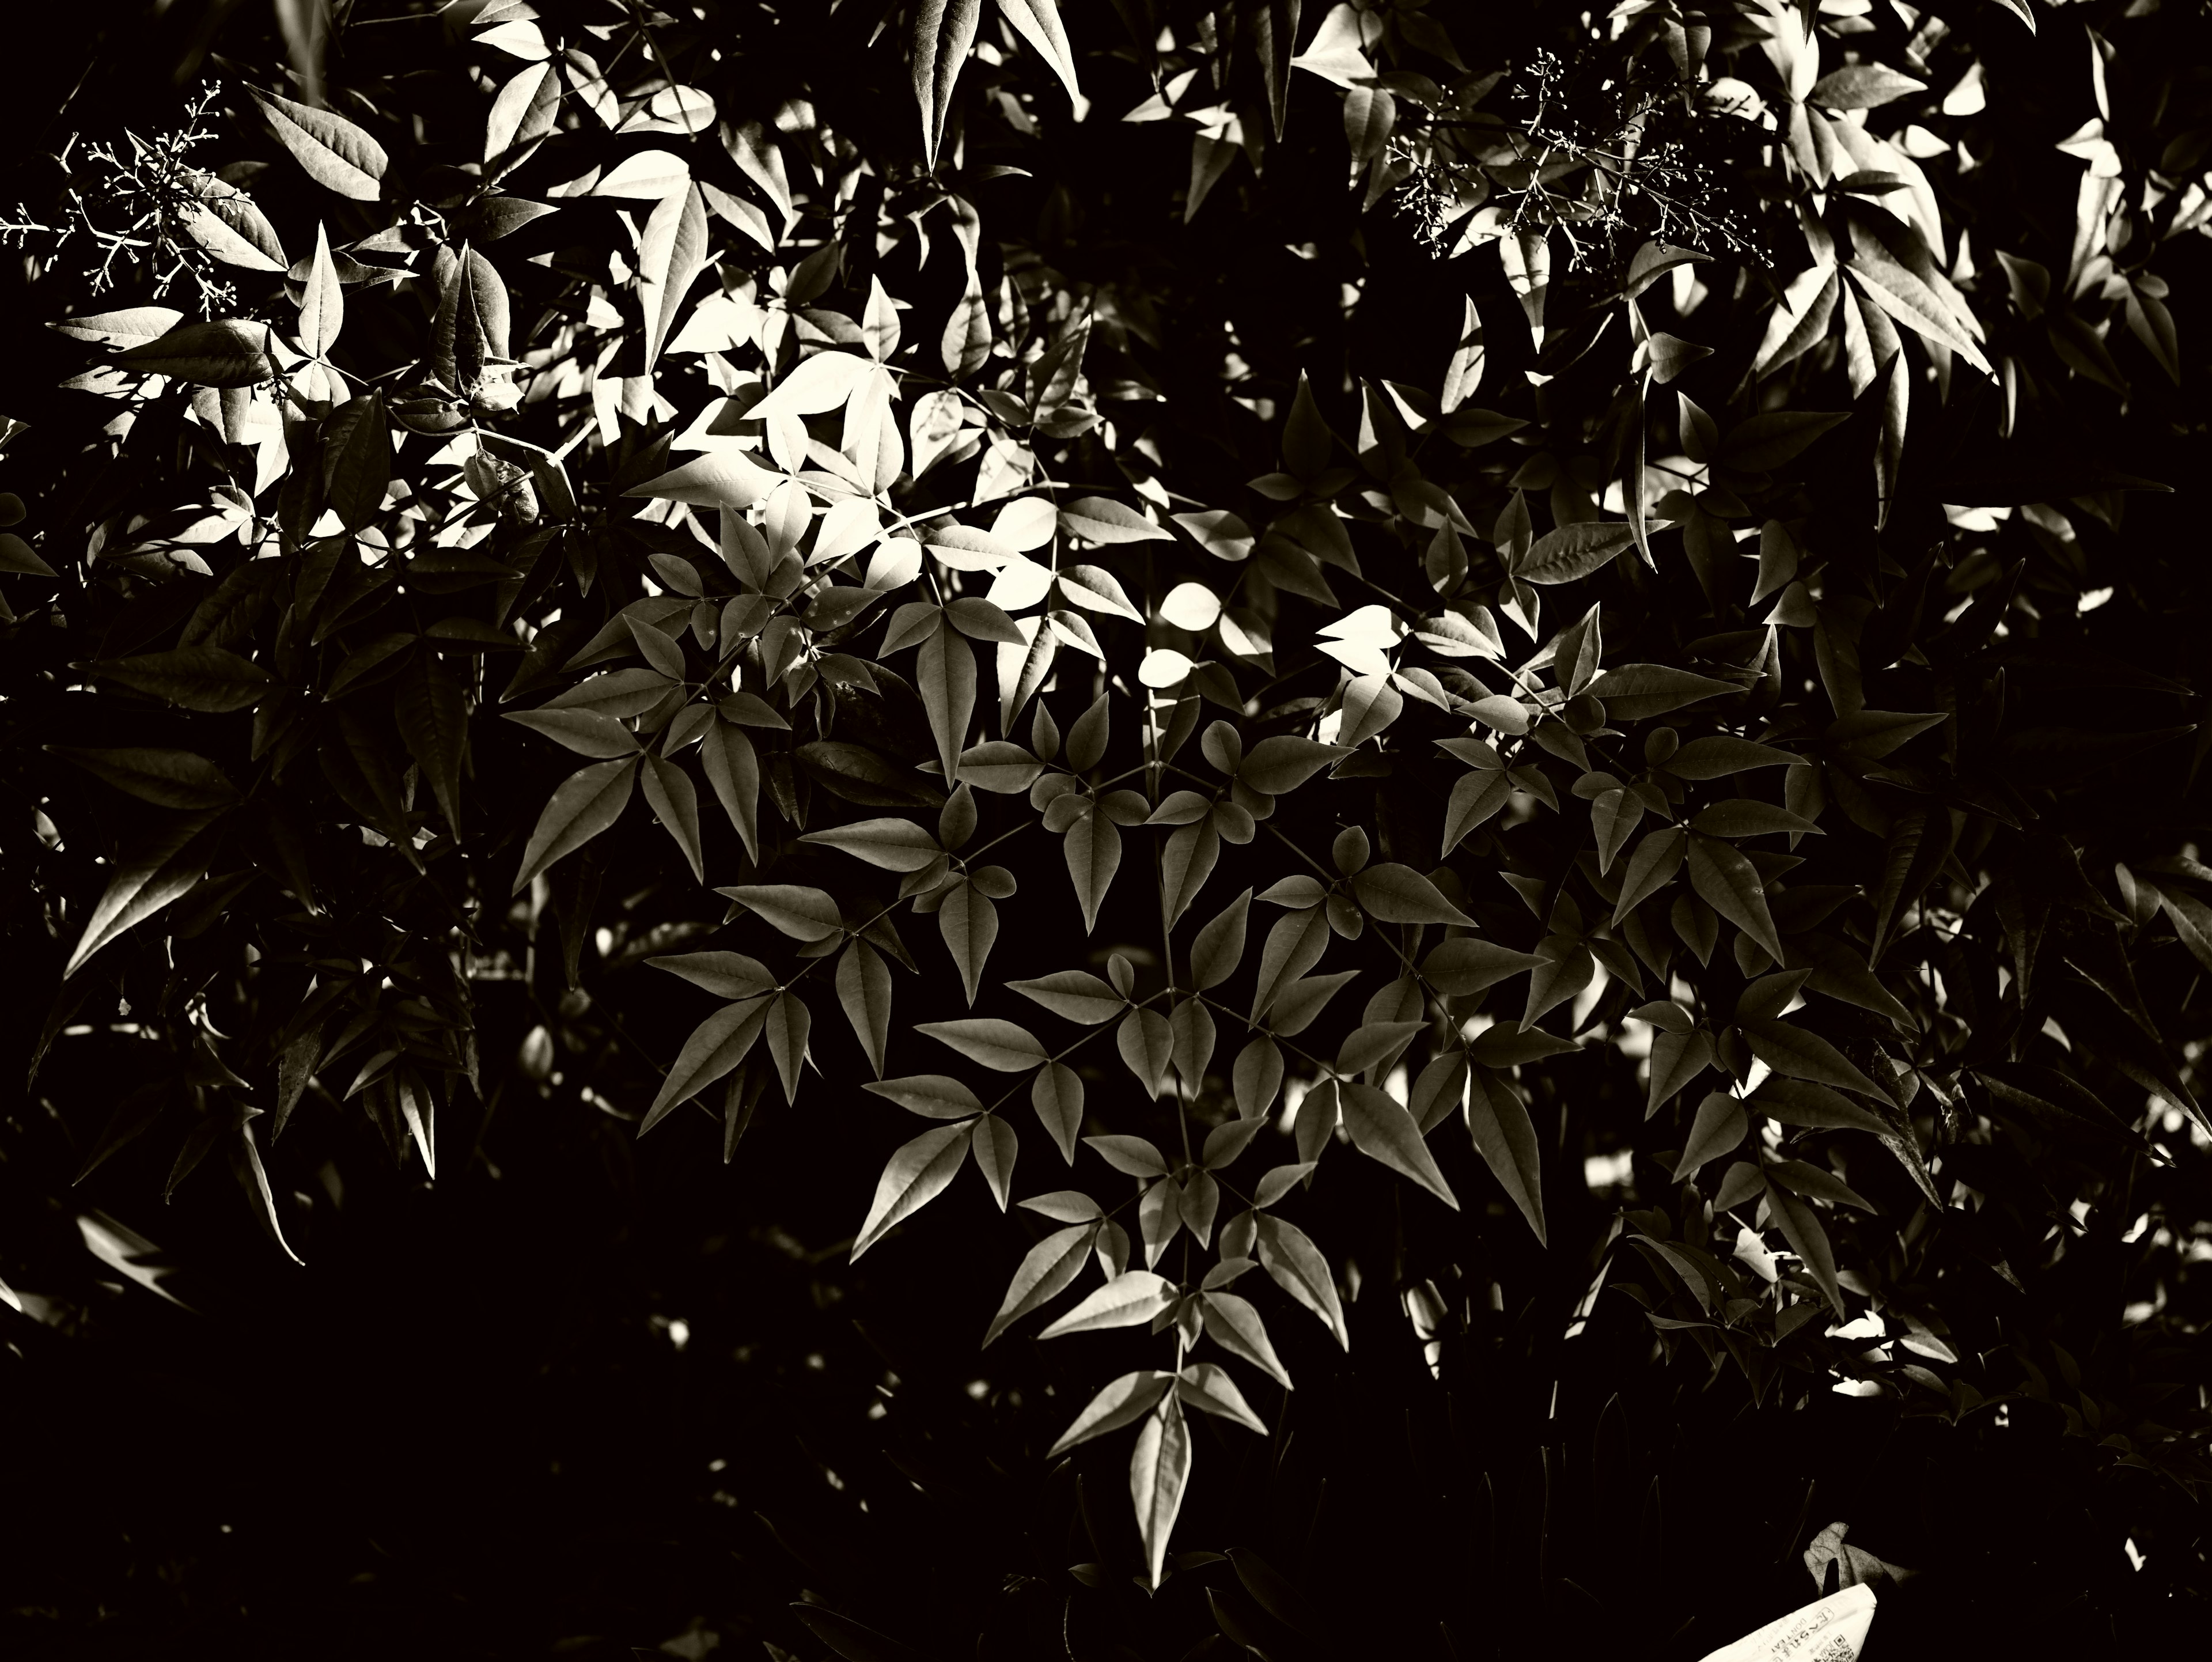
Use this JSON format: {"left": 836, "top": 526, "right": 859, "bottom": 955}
{"left": 3, "top": 1, "right": 2209, "bottom": 1656}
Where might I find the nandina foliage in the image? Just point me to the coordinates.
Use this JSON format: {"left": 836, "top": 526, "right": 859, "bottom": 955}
{"left": 3, "top": 1, "right": 2210, "bottom": 1656}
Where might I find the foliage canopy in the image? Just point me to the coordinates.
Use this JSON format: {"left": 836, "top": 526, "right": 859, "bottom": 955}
{"left": 4, "top": 0, "right": 2211, "bottom": 1654}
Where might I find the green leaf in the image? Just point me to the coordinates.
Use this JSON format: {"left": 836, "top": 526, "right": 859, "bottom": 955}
{"left": 650, "top": 950, "right": 777, "bottom": 1000}
{"left": 1255, "top": 1214, "right": 1349, "bottom": 1349}
{"left": 62, "top": 813, "right": 220, "bottom": 978}
{"left": 916, "top": 1017, "right": 1048, "bottom": 1071}
{"left": 1130, "top": 1396, "right": 1193, "bottom": 1591}
{"left": 984, "top": 1223, "right": 1099, "bottom": 1347}
{"left": 1008, "top": 970, "right": 1123, "bottom": 1025}
{"left": 1039, "top": 1269, "right": 1176, "bottom": 1336}
{"left": 46, "top": 747, "right": 237, "bottom": 812}
{"left": 1518, "top": 521, "right": 1635, "bottom": 585}
{"left": 249, "top": 87, "right": 389, "bottom": 200}
{"left": 911, "top": 0, "right": 984, "bottom": 170}
{"left": 1646, "top": 1029, "right": 1714, "bottom": 1116}
{"left": 799, "top": 816, "right": 942, "bottom": 870}
{"left": 915, "top": 623, "right": 976, "bottom": 787}
{"left": 1420, "top": 937, "right": 1542, "bottom": 996}
{"left": 111, "top": 318, "right": 275, "bottom": 388}
{"left": 850, "top": 1121, "right": 976, "bottom": 1260}
{"left": 1045, "top": 1368, "right": 1175, "bottom": 1455}
{"left": 1190, "top": 888, "right": 1252, "bottom": 991}
{"left": 1339, "top": 1082, "right": 1458, "bottom": 1210}
{"left": 715, "top": 883, "right": 844, "bottom": 941}
{"left": 862, "top": 1075, "right": 984, "bottom": 1118}
{"left": 1586, "top": 664, "right": 1740, "bottom": 721}
{"left": 1250, "top": 906, "right": 1330, "bottom": 1019}
{"left": 1351, "top": 862, "right": 1474, "bottom": 925}
{"left": 511, "top": 757, "right": 637, "bottom": 895}
{"left": 1686, "top": 834, "right": 1785, "bottom": 964}
{"left": 1268, "top": 970, "right": 1359, "bottom": 1036}
{"left": 640, "top": 996, "right": 772, "bottom": 1134}
{"left": 1739, "top": 1018, "right": 1887, "bottom": 1099}
{"left": 1161, "top": 818, "right": 1222, "bottom": 925}
{"left": 1673, "top": 1092, "right": 1748, "bottom": 1179}
{"left": 1200, "top": 1290, "right": 1293, "bottom": 1389}
{"left": 1467, "top": 1069, "right": 1546, "bottom": 1245}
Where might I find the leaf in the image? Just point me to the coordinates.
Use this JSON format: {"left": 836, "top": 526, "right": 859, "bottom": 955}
{"left": 1646, "top": 1029, "right": 1715, "bottom": 1116}
{"left": 296, "top": 222, "right": 343, "bottom": 357}
{"left": 1200, "top": 1290, "right": 1293, "bottom": 1389}
{"left": 984, "top": 1223, "right": 1099, "bottom": 1346}
{"left": 1255, "top": 1214, "right": 1349, "bottom": 1350}
{"left": 1518, "top": 521, "right": 1635, "bottom": 585}
{"left": 1268, "top": 970, "right": 1359, "bottom": 1036}
{"left": 322, "top": 393, "right": 392, "bottom": 531}
{"left": 915, "top": 624, "right": 977, "bottom": 785}
{"left": 851, "top": 1122, "right": 976, "bottom": 1260}
{"left": 1420, "top": 937, "right": 1543, "bottom": 996}
{"left": 1665, "top": 736, "right": 1801, "bottom": 778}
{"left": 1234, "top": 1037, "right": 1285, "bottom": 1120}
{"left": 638, "top": 184, "right": 710, "bottom": 372}
{"left": 1064, "top": 807, "right": 1122, "bottom": 933}
{"left": 1690, "top": 801, "right": 1822, "bottom": 841}
{"left": 511, "top": 758, "right": 637, "bottom": 894}
{"left": 912, "top": 0, "right": 984, "bottom": 169}
{"left": 1351, "top": 863, "right": 1474, "bottom": 925}
{"left": 764, "top": 990, "right": 812, "bottom": 1104}
{"left": 907, "top": 1017, "right": 1044, "bottom": 1074}
{"left": 1116, "top": 1008, "right": 1175, "bottom": 1099}
{"left": 395, "top": 653, "right": 467, "bottom": 834}
{"left": 862, "top": 1075, "right": 985, "bottom": 1119}
{"left": 249, "top": 87, "right": 388, "bottom": 200}
{"left": 62, "top": 813, "right": 219, "bottom": 978}
{"left": 1056, "top": 562, "right": 1146, "bottom": 622}
{"left": 1809, "top": 63, "right": 1926, "bottom": 110}
{"left": 1177, "top": 1361, "right": 1268, "bottom": 1433}
{"left": 972, "top": 1112, "right": 1018, "bottom": 1209}
{"left": 937, "top": 882, "right": 998, "bottom": 1005}
{"left": 624, "top": 449, "right": 781, "bottom": 509}
{"left": 800, "top": 816, "right": 942, "bottom": 871}
{"left": 46, "top": 747, "right": 237, "bottom": 812}
{"left": 1847, "top": 238, "right": 1992, "bottom": 376}
{"left": 1046, "top": 1369, "right": 1175, "bottom": 1456}
{"left": 1467, "top": 1069, "right": 1546, "bottom": 1244}
{"left": 1338, "top": 1082, "right": 1458, "bottom": 1209}
{"left": 1060, "top": 497, "right": 1171, "bottom": 544}
{"left": 700, "top": 720, "right": 762, "bottom": 862}
{"left": 1763, "top": 1176, "right": 1846, "bottom": 1318}
{"left": 640, "top": 996, "right": 772, "bottom": 1134}
{"left": 1718, "top": 411, "right": 1850, "bottom": 471}
{"left": 1039, "top": 1270, "right": 1175, "bottom": 1337}
{"left": 1237, "top": 735, "right": 1346, "bottom": 794}
{"left": 1086, "top": 1134, "right": 1168, "bottom": 1179}
{"left": 1686, "top": 834, "right": 1785, "bottom": 964}
{"left": 715, "top": 884, "right": 844, "bottom": 941}
{"left": 748, "top": 349, "right": 873, "bottom": 422}
{"left": 1673, "top": 1092, "right": 1748, "bottom": 1180}
{"left": 1750, "top": 1077, "right": 1893, "bottom": 1136}
{"left": 1739, "top": 1019, "right": 1887, "bottom": 1099}
{"left": 112, "top": 319, "right": 275, "bottom": 388}
{"left": 48, "top": 304, "right": 186, "bottom": 346}
{"left": 1161, "top": 819, "right": 1221, "bottom": 924}
{"left": 1588, "top": 664, "right": 1741, "bottom": 721}
{"left": 1032, "top": 1062, "right": 1085, "bottom": 1162}
{"left": 652, "top": 951, "right": 778, "bottom": 1000}
{"left": 1190, "top": 888, "right": 1252, "bottom": 991}
{"left": 796, "top": 741, "right": 942, "bottom": 810}
{"left": 1250, "top": 906, "right": 1330, "bottom": 1019}
{"left": 1130, "top": 1396, "right": 1193, "bottom": 1590}
{"left": 1009, "top": 970, "right": 1124, "bottom": 1024}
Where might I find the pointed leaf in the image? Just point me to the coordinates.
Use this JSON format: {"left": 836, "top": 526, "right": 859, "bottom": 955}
{"left": 641, "top": 996, "right": 772, "bottom": 1134}
{"left": 1467, "top": 1069, "right": 1546, "bottom": 1244}
{"left": 1044, "top": 1368, "right": 1174, "bottom": 1453}
{"left": 851, "top": 1121, "right": 976, "bottom": 1259}
{"left": 250, "top": 87, "right": 388, "bottom": 200}
{"left": 1130, "top": 1396, "right": 1192, "bottom": 1590}
{"left": 1039, "top": 1269, "right": 1175, "bottom": 1337}
{"left": 1338, "top": 1082, "right": 1457, "bottom": 1209}
{"left": 1200, "top": 1290, "right": 1293, "bottom": 1389}
{"left": 511, "top": 757, "right": 636, "bottom": 895}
